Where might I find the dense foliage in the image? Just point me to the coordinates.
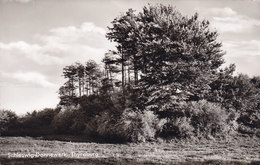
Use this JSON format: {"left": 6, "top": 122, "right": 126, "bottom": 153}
{"left": 2, "top": 4, "right": 259, "bottom": 142}
{"left": 0, "top": 110, "right": 17, "bottom": 135}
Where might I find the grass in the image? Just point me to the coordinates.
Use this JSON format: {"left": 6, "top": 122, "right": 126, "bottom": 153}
{"left": 0, "top": 135, "right": 259, "bottom": 164}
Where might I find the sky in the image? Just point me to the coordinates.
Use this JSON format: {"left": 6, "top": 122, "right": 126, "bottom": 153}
{"left": 0, "top": 0, "right": 259, "bottom": 115}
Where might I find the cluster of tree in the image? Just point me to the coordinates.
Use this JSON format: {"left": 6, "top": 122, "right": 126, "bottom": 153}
{"left": 59, "top": 61, "right": 103, "bottom": 106}
{"left": 0, "top": 95, "right": 119, "bottom": 141}
{"left": 1, "top": 4, "right": 259, "bottom": 142}
{"left": 58, "top": 4, "right": 260, "bottom": 141}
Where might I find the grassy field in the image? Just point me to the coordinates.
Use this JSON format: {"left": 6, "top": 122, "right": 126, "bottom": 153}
{"left": 0, "top": 136, "right": 259, "bottom": 165}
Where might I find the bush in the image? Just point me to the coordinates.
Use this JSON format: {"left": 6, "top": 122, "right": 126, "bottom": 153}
{"left": 159, "top": 117, "right": 194, "bottom": 139}
{"left": 51, "top": 105, "right": 82, "bottom": 134}
{"left": 95, "top": 111, "right": 123, "bottom": 142}
{"left": 0, "top": 110, "right": 17, "bottom": 135}
{"left": 84, "top": 116, "right": 99, "bottom": 137}
{"left": 11, "top": 108, "right": 60, "bottom": 136}
{"left": 117, "top": 109, "right": 163, "bottom": 142}
{"left": 21, "top": 108, "right": 58, "bottom": 129}
{"left": 238, "top": 111, "right": 260, "bottom": 129}
{"left": 158, "top": 100, "right": 229, "bottom": 139}
{"left": 93, "top": 108, "right": 164, "bottom": 143}
{"left": 93, "top": 100, "right": 230, "bottom": 142}
{"left": 185, "top": 100, "right": 228, "bottom": 137}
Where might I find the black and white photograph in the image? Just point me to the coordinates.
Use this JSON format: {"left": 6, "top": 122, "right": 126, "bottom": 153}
{"left": 0, "top": 0, "right": 260, "bottom": 164}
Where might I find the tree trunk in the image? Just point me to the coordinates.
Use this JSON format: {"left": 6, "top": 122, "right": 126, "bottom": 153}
{"left": 108, "top": 65, "right": 114, "bottom": 91}
{"left": 82, "top": 76, "right": 85, "bottom": 95}
{"left": 128, "top": 65, "right": 131, "bottom": 84}
{"left": 121, "top": 52, "right": 125, "bottom": 91}
{"left": 133, "top": 54, "right": 138, "bottom": 85}
{"left": 78, "top": 77, "right": 81, "bottom": 97}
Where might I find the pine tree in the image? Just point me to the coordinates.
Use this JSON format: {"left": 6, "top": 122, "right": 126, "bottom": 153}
{"left": 107, "top": 4, "right": 225, "bottom": 116}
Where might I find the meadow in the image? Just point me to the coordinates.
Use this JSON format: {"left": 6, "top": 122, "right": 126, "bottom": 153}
{"left": 0, "top": 135, "right": 259, "bottom": 165}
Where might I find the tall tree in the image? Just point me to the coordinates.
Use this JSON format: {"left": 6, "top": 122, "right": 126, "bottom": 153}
{"left": 62, "top": 64, "right": 78, "bottom": 97}
{"left": 107, "top": 4, "right": 226, "bottom": 115}
{"left": 75, "top": 62, "right": 85, "bottom": 97}
{"left": 103, "top": 51, "right": 121, "bottom": 91}
{"left": 85, "top": 60, "right": 102, "bottom": 95}
{"left": 107, "top": 9, "right": 140, "bottom": 88}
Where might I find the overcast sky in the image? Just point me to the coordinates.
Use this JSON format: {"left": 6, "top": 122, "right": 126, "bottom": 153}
{"left": 0, "top": 0, "right": 259, "bottom": 114}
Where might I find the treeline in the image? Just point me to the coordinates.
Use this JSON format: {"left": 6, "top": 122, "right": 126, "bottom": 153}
{"left": 1, "top": 4, "right": 259, "bottom": 142}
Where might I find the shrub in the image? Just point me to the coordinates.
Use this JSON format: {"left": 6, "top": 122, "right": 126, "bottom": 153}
{"left": 0, "top": 110, "right": 18, "bottom": 135}
{"left": 158, "top": 100, "right": 228, "bottom": 139}
{"left": 238, "top": 111, "right": 260, "bottom": 129}
{"left": 22, "top": 108, "right": 58, "bottom": 128}
{"left": 117, "top": 109, "right": 163, "bottom": 142}
{"left": 69, "top": 111, "right": 87, "bottom": 135}
{"left": 159, "top": 117, "right": 194, "bottom": 139}
{"left": 185, "top": 100, "right": 228, "bottom": 137}
{"left": 51, "top": 105, "right": 81, "bottom": 134}
{"left": 84, "top": 116, "right": 99, "bottom": 137}
{"left": 95, "top": 111, "right": 123, "bottom": 142}
{"left": 94, "top": 108, "right": 164, "bottom": 143}
{"left": 225, "top": 108, "right": 239, "bottom": 135}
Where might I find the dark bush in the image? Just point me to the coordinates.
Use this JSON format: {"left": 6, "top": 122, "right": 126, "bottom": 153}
{"left": 0, "top": 109, "right": 18, "bottom": 135}
{"left": 158, "top": 117, "right": 194, "bottom": 139}
{"left": 52, "top": 106, "right": 79, "bottom": 134}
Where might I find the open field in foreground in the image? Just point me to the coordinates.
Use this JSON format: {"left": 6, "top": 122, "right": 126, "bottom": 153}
{"left": 0, "top": 136, "right": 259, "bottom": 165}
